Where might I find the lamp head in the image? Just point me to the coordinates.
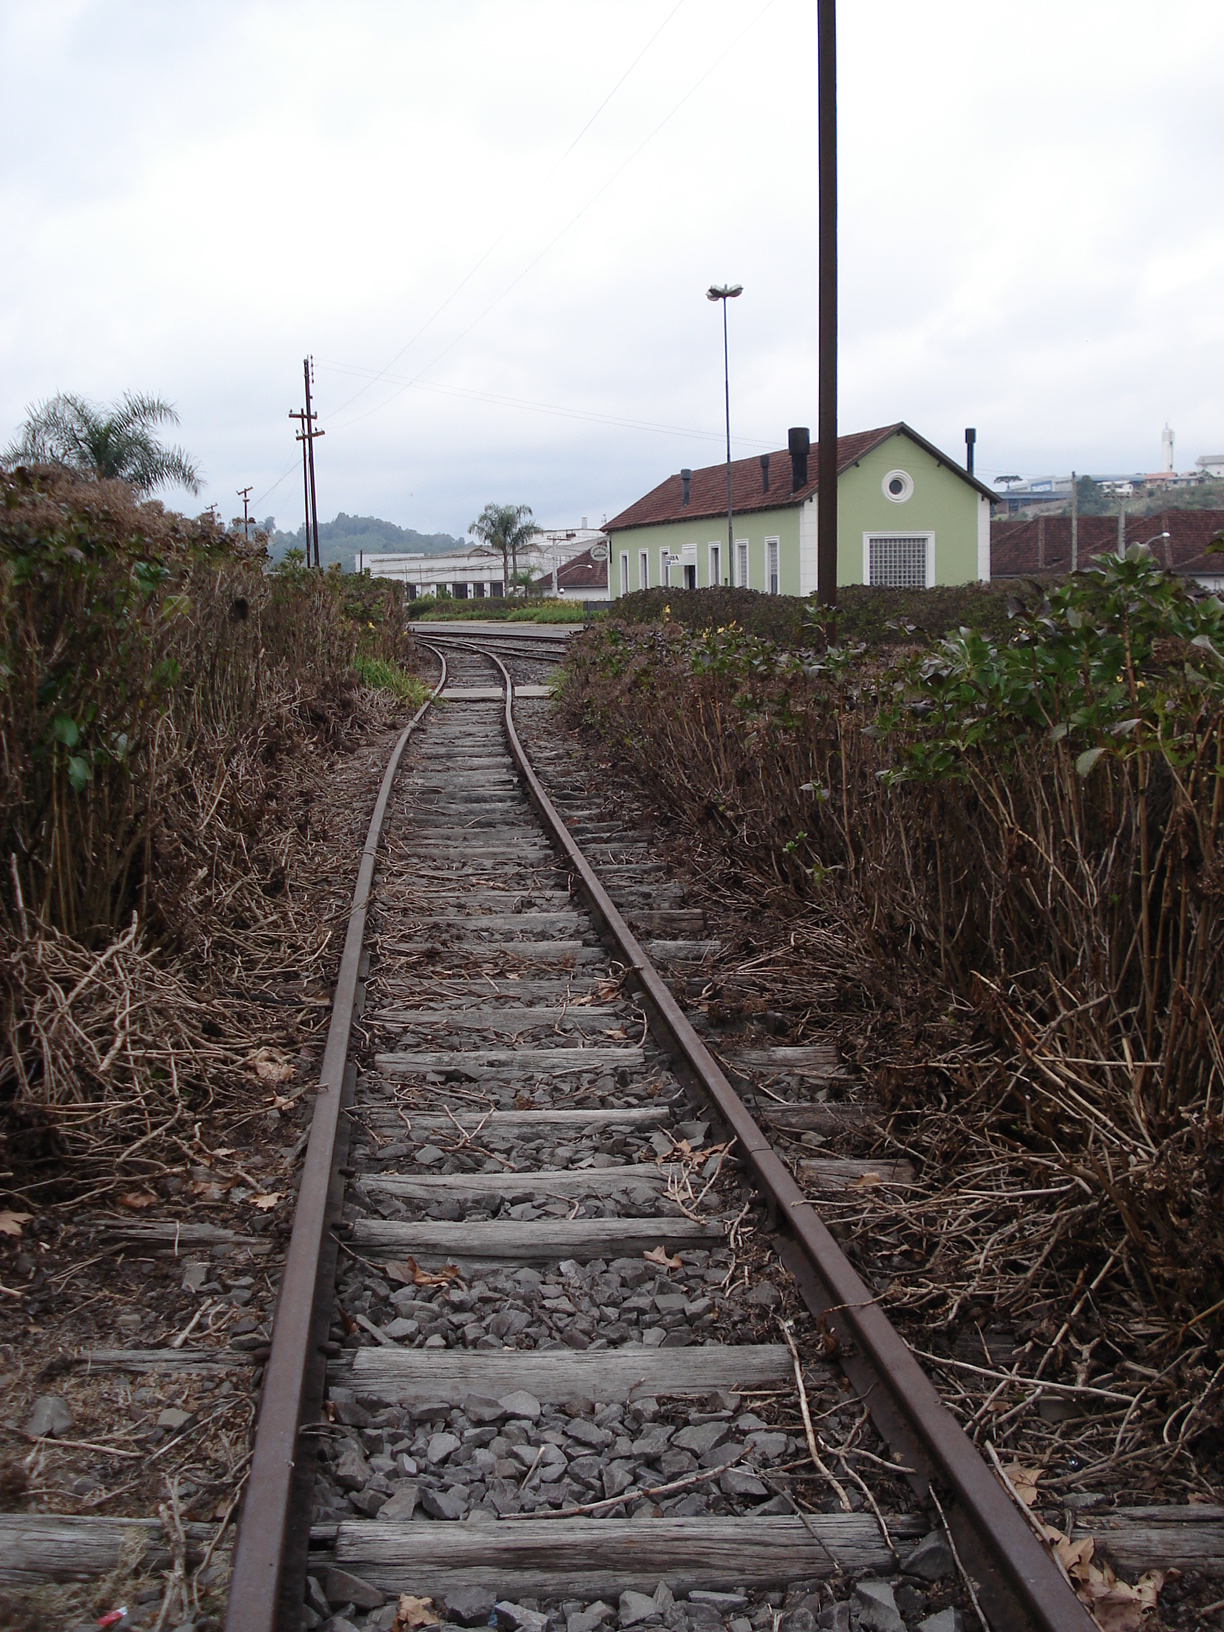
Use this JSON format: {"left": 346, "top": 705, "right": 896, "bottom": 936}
{"left": 707, "top": 283, "right": 743, "bottom": 301}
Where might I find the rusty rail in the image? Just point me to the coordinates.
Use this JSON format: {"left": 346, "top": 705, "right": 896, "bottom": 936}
{"left": 490, "top": 649, "right": 1096, "bottom": 1632}
{"left": 224, "top": 652, "right": 447, "bottom": 1632}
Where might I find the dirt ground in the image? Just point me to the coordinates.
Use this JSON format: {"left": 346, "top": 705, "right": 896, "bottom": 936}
{"left": 0, "top": 698, "right": 420, "bottom": 1632}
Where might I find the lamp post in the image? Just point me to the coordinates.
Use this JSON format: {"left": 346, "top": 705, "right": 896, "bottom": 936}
{"left": 707, "top": 283, "right": 742, "bottom": 584}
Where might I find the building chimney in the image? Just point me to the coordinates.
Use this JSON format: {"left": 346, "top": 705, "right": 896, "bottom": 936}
{"left": 788, "top": 427, "right": 810, "bottom": 492}
{"left": 760, "top": 453, "right": 770, "bottom": 493}
{"left": 965, "top": 427, "right": 976, "bottom": 476}
{"left": 680, "top": 469, "right": 692, "bottom": 506}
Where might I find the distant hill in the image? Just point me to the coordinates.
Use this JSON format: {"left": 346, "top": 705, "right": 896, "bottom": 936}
{"left": 267, "top": 512, "right": 466, "bottom": 570}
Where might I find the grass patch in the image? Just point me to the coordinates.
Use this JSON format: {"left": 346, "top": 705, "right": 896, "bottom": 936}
{"left": 353, "top": 652, "right": 431, "bottom": 705}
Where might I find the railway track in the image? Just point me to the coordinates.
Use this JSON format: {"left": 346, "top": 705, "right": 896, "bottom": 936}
{"left": 8, "top": 628, "right": 1215, "bottom": 1628}
{"left": 222, "top": 631, "right": 1103, "bottom": 1632}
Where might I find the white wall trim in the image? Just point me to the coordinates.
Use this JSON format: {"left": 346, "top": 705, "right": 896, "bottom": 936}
{"left": 620, "top": 552, "right": 629, "bottom": 597}
{"left": 708, "top": 541, "right": 722, "bottom": 587}
{"left": 977, "top": 495, "right": 991, "bottom": 582}
{"left": 799, "top": 496, "right": 818, "bottom": 595}
{"left": 639, "top": 549, "right": 649, "bottom": 590}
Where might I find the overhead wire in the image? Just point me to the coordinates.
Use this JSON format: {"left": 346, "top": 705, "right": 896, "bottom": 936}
{"left": 326, "top": 0, "right": 688, "bottom": 423}
{"left": 327, "top": 0, "right": 780, "bottom": 437}
{"left": 322, "top": 361, "right": 774, "bottom": 448}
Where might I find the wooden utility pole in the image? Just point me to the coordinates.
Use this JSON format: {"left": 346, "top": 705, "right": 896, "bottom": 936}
{"left": 237, "top": 485, "right": 253, "bottom": 541}
{"left": 1070, "top": 469, "right": 1078, "bottom": 573}
{"left": 816, "top": 0, "right": 838, "bottom": 611}
{"left": 289, "top": 357, "right": 325, "bottom": 568}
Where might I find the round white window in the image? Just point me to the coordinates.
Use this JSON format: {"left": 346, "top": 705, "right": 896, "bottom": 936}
{"left": 882, "top": 469, "right": 913, "bottom": 503}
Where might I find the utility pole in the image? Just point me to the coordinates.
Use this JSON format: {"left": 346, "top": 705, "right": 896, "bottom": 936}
{"left": 237, "top": 485, "right": 253, "bottom": 541}
{"left": 816, "top": 0, "right": 838, "bottom": 612}
{"left": 1070, "top": 469, "right": 1078, "bottom": 573}
{"left": 289, "top": 357, "right": 325, "bottom": 568}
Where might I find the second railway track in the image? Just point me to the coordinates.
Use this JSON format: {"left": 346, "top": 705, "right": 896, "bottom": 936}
{"left": 219, "top": 633, "right": 1218, "bottom": 1632}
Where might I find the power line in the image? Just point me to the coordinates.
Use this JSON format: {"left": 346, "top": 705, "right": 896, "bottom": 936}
{"left": 327, "top": 0, "right": 780, "bottom": 437}
{"left": 289, "top": 357, "right": 325, "bottom": 567}
{"left": 320, "top": 361, "right": 775, "bottom": 448}
{"left": 327, "top": 0, "right": 687, "bottom": 423}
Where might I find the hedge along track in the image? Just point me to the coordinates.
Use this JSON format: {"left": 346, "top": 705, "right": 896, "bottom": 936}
{"left": 213, "top": 633, "right": 1110, "bottom": 1632}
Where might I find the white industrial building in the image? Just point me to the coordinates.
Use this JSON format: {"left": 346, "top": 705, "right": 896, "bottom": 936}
{"left": 355, "top": 524, "right": 606, "bottom": 599}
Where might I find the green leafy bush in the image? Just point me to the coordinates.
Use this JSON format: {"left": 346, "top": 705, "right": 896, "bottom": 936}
{"left": 562, "top": 549, "right": 1224, "bottom": 1313}
{"left": 0, "top": 468, "right": 420, "bottom": 941}
{"left": 613, "top": 582, "right": 1013, "bottom": 648}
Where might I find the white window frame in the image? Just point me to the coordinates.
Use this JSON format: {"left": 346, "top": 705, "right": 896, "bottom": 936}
{"left": 709, "top": 541, "right": 721, "bottom": 587}
{"left": 765, "top": 536, "right": 780, "bottom": 595}
{"left": 862, "top": 531, "right": 935, "bottom": 589}
{"left": 660, "top": 547, "right": 672, "bottom": 589}
{"left": 639, "top": 549, "right": 649, "bottom": 590}
{"left": 619, "top": 552, "right": 629, "bottom": 597}
{"left": 736, "top": 538, "right": 749, "bottom": 589}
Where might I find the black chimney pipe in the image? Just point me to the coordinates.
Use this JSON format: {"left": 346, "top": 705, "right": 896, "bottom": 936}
{"left": 681, "top": 468, "right": 692, "bottom": 506}
{"left": 965, "top": 427, "right": 976, "bottom": 476}
{"left": 760, "top": 453, "right": 770, "bottom": 493}
{"left": 788, "top": 427, "right": 810, "bottom": 492}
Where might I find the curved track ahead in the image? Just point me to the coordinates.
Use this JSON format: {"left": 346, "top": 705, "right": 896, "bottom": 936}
{"left": 224, "top": 638, "right": 1102, "bottom": 1632}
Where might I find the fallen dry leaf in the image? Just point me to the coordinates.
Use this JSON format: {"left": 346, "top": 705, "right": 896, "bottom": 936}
{"left": 118, "top": 1190, "right": 158, "bottom": 1210}
{"left": 250, "top": 1193, "right": 282, "bottom": 1211}
{"left": 0, "top": 1210, "right": 32, "bottom": 1238}
{"left": 385, "top": 1257, "right": 463, "bottom": 1287}
{"left": 188, "top": 1179, "right": 226, "bottom": 1201}
{"left": 1040, "top": 1523, "right": 1164, "bottom": 1631}
{"left": 644, "top": 1245, "right": 683, "bottom": 1269}
{"left": 246, "top": 1047, "right": 294, "bottom": 1084}
{"left": 603, "top": 1027, "right": 628, "bottom": 1040}
{"left": 1002, "top": 1461, "right": 1041, "bottom": 1507}
{"left": 394, "top": 1596, "right": 439, "bottom": 1630}
{"left": 850, "top": 1171, "right": 883, "bottom": 1188}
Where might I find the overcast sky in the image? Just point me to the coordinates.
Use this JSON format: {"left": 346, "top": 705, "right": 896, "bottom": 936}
{"left": 3, "top": 0, "right": 1222, "bottom": 536}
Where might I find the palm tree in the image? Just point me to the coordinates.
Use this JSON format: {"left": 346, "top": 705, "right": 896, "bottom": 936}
{"left": 469, "top": 502, "right": 540, "bottom": 598}
{"left": 4, "top": 392, "right": 200, "bottom": 496}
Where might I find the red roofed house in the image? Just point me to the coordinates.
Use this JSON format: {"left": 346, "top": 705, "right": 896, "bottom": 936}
{"left": 991, "top": 511, "right": 1224, "bottom": 592}
{"left": 604, "top": 423, "right": 996, "bottom": 600}
{"left": 529, "top": 544, "right": 611, "bottom": 602}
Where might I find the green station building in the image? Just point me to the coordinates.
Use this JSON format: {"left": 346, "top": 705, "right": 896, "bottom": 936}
{"left": 604, "top": 423, "right": 995, "bottom": 599}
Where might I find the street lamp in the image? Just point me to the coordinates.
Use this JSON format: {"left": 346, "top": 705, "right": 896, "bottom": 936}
{"left": 707, "top": 283, "right": 742, "bottom": 584}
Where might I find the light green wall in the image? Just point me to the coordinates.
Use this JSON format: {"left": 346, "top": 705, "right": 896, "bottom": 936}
{"left": 607, "top": 509, "right": 801, "bottom": 595}
{"left": 837, "top": 433, "right": 980, "bottom": 586}
{"left": 608, "top": 431, "right": 982, "bottom": 599}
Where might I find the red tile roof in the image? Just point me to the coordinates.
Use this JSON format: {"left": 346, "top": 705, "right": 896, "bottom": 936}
{"left": 604, "top": 423, "right": 996, "bottom": 532}
{"left": 991, "top": 511, "right": 1224, "bottom": 579}
{"left": 530, "top": 546, "right": 608, "bottom": 592}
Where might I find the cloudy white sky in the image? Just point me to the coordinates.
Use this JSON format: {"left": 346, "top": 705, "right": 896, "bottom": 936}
{"left": 2, "top": 0, "right": 1222, "bottom": 536}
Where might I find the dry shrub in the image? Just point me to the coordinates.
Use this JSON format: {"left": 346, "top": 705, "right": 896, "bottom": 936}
{"left": 0, "top": 467, "right": 422, "bottom": 1191}
{"left": 561, "top": 552, "right": 1224, "bottom": 1326}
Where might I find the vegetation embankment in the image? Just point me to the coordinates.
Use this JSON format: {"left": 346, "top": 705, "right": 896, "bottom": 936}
{"left": 0, "top": 467, "right": 427, "bottom": 1197}
{"left": 409, "top": 596, "right": 592, "bottom": 623}
{"left": 615, "top": 582, "right": 1014, "bottom": 646}
{"left": 560, "top": 561, "right": 1224, "bottom": 1470}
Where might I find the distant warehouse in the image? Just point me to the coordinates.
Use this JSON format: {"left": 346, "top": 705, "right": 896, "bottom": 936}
{"left": 604, "top": 423, "right": 995, "bottom": 600}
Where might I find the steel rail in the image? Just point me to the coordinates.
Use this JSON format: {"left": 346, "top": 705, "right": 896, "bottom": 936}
{"left": 224, "top": 651, "right": 448, "bottom": 1632}
{"left": 489, "top": 649, "right": 1096, "bottom": 1632}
